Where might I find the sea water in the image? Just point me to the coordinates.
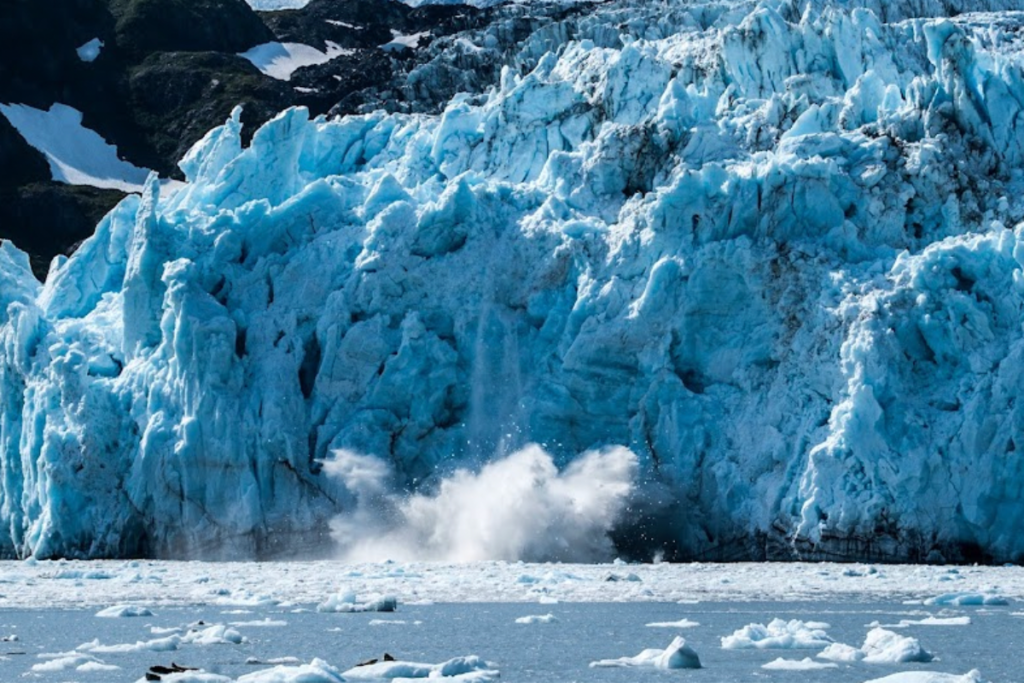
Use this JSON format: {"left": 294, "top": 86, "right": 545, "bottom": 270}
{"left": 0, "top": 601, "right": 1018, "bottom": 682}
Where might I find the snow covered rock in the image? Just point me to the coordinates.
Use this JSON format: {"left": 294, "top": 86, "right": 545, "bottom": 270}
{"left": 5, "top": 0, "right": 1024, "bottom": 561}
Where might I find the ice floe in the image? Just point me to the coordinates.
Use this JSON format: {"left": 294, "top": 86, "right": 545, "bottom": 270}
{"left": 721, "top": 618, "right": 832, "bottom": 649}
{"left": 590, "top": 636, "right": 701, "bottom": 669}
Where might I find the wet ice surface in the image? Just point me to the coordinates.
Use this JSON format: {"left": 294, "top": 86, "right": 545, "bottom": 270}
{"left": 0, "top": 601, "right": 1020, "bottom": 682}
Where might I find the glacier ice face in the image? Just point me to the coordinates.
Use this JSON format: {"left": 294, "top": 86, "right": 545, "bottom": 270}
{"left": 4, "top": 0, "right": 1024, "bottom": 560}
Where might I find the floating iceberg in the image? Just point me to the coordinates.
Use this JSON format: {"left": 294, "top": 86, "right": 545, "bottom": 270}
{"left": 4, "top": 0, "right": 1024, "bottom": 561}
{"left": 721, "top": 618, "right": 833, "bottom": 649}
{"left": 342, "top": 655, "right": 499, "bottom": 681}
{"left": 590, "top": 635, "right": 702, "bottom": 669}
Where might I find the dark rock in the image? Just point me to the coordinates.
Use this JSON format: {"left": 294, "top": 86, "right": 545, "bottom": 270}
{"left": 0, "top": 116, "right": 51, "bottom": 189}
{"left": 108, "top": 0, "right": 274, "bottom": 59}
{"left": 126, "top": 51, "right": 293, "bottom": 176}
{"left": 0, "top": 183, "right": 126, "bottom": 279}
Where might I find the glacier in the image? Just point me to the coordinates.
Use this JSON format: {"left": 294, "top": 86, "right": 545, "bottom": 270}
{"left": 4, "top": 0, "right": 1024, "bottom": 561}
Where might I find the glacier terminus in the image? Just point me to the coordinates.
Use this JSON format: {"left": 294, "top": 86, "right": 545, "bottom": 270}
{"left": 3, "top": 0, "right": 1024, "bottom": 564}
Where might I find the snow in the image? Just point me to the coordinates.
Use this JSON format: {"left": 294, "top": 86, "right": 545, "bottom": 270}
{"left": 590, "top": 635, "right": 701, "bottom": 669}
{"left": 239, "top": 42, "right": 353, "bottom": 81}
{"left": 514, "top": 613, "right": 557, "bottom": 624}
{"left": 762, "top": 656, "right": 838, "bottom": 670}
{"left": 0, "top": 103, "right": 152, "bottom": 192}
{"left": 381, "top": 31, "right": 431, "bottom": 52}
{"left": 76, "top": 38, "right": 103, "bottom": 62}
{"left": 342, "top": 655, "right": 499, "bottom": 681}
{"left": 7, "top": 0, "right": 1024, "bottom": 562}
{"left": 721, "top": 618, "right": 833, "bottom": 649}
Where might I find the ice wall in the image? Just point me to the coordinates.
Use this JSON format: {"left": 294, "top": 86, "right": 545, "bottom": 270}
{"left": 4, "top": 0, "right": 1024, "bottom": 561}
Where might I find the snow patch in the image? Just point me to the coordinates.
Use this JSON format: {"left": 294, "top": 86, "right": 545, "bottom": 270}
{"left": 0, "top": 103, "right": 152, "bottom": 192}
{"left": 381, "top": 30, "right": 431, "bottom": 51}
{"left": 76, "top": 38, "right": 103, "bottom": 62}
{"left": 239, "top": 42, "right": 353, "bottom": 81}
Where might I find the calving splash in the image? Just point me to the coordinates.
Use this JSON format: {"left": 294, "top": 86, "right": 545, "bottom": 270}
{"left": 327, "top": 446, "right": 638, "bottom": 562}
{"left": 3, "top": 0, "right": 1024, "bottom": 561}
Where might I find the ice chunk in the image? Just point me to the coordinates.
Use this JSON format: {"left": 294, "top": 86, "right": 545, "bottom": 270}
{"left": 924, "top": 593, "right": 1009, "bottom": 607}
{"left": 181, "top": 624, "right": 247, "bottom": 645}
{"left": 78, "top": 635, "right": 181, "bottom": 654}
{"left": 317, "top": 589, "right": 397, "bottom": 613}
{"left": 590, "top": 636, "right": 701, "bottom": 669}
{"left": 863, "top": 671, "right": 988, "bottom": 683}
{"left": 861, "top": 628, "right": 933, "bottom": 664}
{"left": 762, "top": 657, "right": 838, "bottom": 670}
{"left": 721, "top": 619, "right": 833, "bottom": 649}
{"left": 646, "top": 619, "right": 699, "bottom": 628}
{"left": 237, "top": 658, "right": 346, "bottom": 682}
{"left": 343, "top": 655, "right": 499, "bottom": 681}
{"left": 95, "top": 604, "right": 154, "bottom": 618}
{"left": 32, "top": 653, "right": 101, "bottom": 671}
{"left": 818, "top": 642, "right": 866, "bottom": 662}
{"left": 514, "top": 613, "right": 558, "bottom": 624}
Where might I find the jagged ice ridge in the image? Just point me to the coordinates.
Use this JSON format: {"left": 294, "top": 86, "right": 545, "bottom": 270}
{"left": 3, "top": 0, "right": 1024, "bottom": 560}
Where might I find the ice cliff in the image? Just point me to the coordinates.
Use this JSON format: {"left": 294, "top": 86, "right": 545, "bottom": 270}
{"left": 4, "top": 0, "right": 1024, "bottom": 561}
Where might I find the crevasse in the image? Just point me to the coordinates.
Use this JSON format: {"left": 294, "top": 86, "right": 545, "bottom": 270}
{"left": 3, "top": 0, "right": 1024, "bottom": 561}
